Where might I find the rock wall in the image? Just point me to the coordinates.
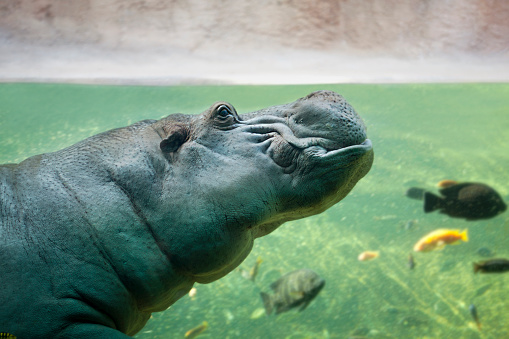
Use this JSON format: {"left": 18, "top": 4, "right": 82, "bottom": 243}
{"left": 1, "top": 0, "right": 508, "bottom": 57}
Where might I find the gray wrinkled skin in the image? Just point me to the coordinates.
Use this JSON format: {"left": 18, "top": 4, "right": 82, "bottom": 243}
{"left": 0, "top": 91, "right": 373, "bottom": 338}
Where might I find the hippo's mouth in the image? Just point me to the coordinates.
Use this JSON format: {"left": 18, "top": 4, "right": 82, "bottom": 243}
{"left": 239, "top": 119, "right": 372, "bottom": 172}
{"left": 302, "top": 138, "right": 373, "bottom": 164}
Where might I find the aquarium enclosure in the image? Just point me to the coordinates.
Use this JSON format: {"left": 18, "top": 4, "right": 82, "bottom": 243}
{"left": 1, "top": 1, "right": 508, "bottom": 339}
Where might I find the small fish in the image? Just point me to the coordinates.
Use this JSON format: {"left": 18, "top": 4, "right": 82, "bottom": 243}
{"left": 469, "top": 304, "right": 481, "bottom": 330}
{"left": 223, "top": 309, "right": 234, "bottom": 323}
{"left": 476, "top": 247, "right": 495, "bottom": 258}
{"left": 358, "top": 251, "right": 379, "bottom": 261}
{"left": 437, "top": 179, "right": 459, "bottom": 188}
{"left": 260, "top": 268, "right": 325, "bottom": 315}
{"left": 240, "top": 257, "right": 263, "bottom": 282}
{"left": 248, "top": 257, "right": 263, "bottom": 281}
{"left": 408, "top": 253, "right": 415, "bottom": 269}
{"left": 188, "top": 287, "right": 197, "bottom": 300}
{"left": 185, "top": 321, "right": 208, "bottom": 339}
{"left": 403, "top": 219, "right": 417, "bottom": 230}
{"left": 473, "top": 258, "right": 509, "bottom": 274}
{"left": 250, "top": 307, "right": 266, "bottom": 319}
{"left": 413, "top": 229, "right": 468, "bottom": 252}
{"left": 473, "top": 284, "right": 493, "bottom": 298}
{"left": 405, "top": 187, "right": 426, "bottom": 200}
{"left": 423, "top": 182, "right": 506, "bottom": 220}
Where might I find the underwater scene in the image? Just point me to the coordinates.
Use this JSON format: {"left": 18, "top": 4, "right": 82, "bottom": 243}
{"left": 1, "top": 83, "right": 508, "bottom": 338}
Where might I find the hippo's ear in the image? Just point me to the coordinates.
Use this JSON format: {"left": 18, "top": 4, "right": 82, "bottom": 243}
{"left": 160, "top": 124, "right": 189, "bottom": 153}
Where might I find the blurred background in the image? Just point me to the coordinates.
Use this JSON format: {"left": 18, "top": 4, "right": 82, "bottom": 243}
{"left": 1, "top": 0, "right": 509, "bottom": 84}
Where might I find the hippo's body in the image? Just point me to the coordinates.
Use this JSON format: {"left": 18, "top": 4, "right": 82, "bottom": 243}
{"left": 0, "top": 91, "right": 373, "bottom": 338}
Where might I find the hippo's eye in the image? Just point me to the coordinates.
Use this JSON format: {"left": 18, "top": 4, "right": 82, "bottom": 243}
{"left": 212, "top": 103, "right": 238, "bottom": 128}
{"left": 217, "top": 105, "right": 232, "bottom": 118}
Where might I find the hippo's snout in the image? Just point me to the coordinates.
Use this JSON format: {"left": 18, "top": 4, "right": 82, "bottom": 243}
{"left": 239, "top": 90, "right": 372, "bottom": 169}
{"left": 288, "top": 90, "right": 368, "bottom": 149}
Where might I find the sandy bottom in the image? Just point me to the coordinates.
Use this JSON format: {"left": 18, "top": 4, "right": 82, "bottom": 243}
{"left": 1, "top": 42, "right": 509, "bottom": 85}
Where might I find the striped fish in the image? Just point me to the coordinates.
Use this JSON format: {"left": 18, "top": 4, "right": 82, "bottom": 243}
{"left": 260, "top": 269, "right": 325, "bottom": 315}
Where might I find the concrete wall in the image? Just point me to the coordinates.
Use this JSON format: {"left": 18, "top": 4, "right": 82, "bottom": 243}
{"left": 1, "top": 0, "right": 508, "bottom": 57}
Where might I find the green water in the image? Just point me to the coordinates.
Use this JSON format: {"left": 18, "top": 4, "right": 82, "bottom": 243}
{"left": 1, "top": 83, "right": 509, "bottom": 338}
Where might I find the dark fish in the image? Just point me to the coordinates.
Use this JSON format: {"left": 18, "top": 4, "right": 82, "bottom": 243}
{"left": 260, "top": 268, "right": 325, "bottom": 315}
{"left": 408, "top": 253, "right": 415, "bottom": 270}
{"left": 476, "top": 247, "right": 495, "bottom": 258}
{"left": 473, "top": 258, "right": 509, "bottom": 274}
{"left": 423, "top": 182, "right": 506, "bottom": 220}
{"left": 405, "top": 187, "right": 426, "bottom": 200}
{"left": 469, "top": 304, "right": 481, "bottom": 330}
{"left": 473, "top": 284, "right": 493, "bottom": 298}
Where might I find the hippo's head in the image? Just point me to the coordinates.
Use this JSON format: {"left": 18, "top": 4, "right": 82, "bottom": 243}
{"left": 147, "top": 91, "right": 373, "bottom": 284}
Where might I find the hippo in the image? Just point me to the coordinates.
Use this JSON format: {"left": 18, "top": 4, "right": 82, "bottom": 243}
{"left": 0, "top": 90, "right": 373, "bottom": 338}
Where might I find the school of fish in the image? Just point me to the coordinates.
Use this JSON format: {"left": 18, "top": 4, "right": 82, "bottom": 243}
{"left": 184, "top": 181, "right": 505, "bottom": 336}
{"left": 355, "top": 180, "right": 508, "bottom": 334}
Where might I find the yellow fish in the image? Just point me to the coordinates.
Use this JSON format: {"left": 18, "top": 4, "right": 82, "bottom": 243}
{"left": 413, "top": 229, "right": 468, "bottom": 252}
{"left": 240, "top": 257, "right": 263, "bottom": 281}
{"left": 185, "top": 321, "right": 208, "bottom": 339}
{"left": 357, "top": 250, "right": 379, "bottom": 261}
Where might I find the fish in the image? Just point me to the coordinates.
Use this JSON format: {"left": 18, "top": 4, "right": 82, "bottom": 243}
{"left": 437, "top": 179, "right": 459, "bottom": 188}
{"left": 473, "top": 258, "right": 509, "bottom": 274}
{"left": 223, "top": 309, "right": 234, "bottom": 324}
{"left": 413, "top": 229, "right": 468, "bottom": 252}
{"left": 358, "top": 251, "right": 379, "bottom": 261}
{"left": 423, "top": 182, "right": 506, "bottom": 220}
{"left": 184, "top": 321, "right": 208, "bottom": 339}
{"left": 408, "top": 253, "right": 415, "bottom": 269}
{"left": 405, "top": 187, "right": 426, "bottom": 200}
{"left": 403, "top": 219, "right": 417, "bottom": 230}
{"left": 473, "top": 284, "right": 493, "bottom": 298}
{"left": 260, "top": 268, "right": 325, "bottom": 315}
{"left": 475, "top": 247, "right": 495, "bottom": 258}
{"left": 469, "top": 304, "right": 481, "bottom": 330}
{"left": 188, "top": 287, "right": 197, "bottom": 300}
{"left": 240, "top": 257, "right": 263, "bottom": 281}
{"left": 250, "top": 307, "right": 266, "bottom": 319}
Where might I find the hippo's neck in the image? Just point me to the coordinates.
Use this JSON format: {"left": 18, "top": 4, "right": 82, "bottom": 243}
{"left": 5, "top": 139, "right": 193, "bottom": 323}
